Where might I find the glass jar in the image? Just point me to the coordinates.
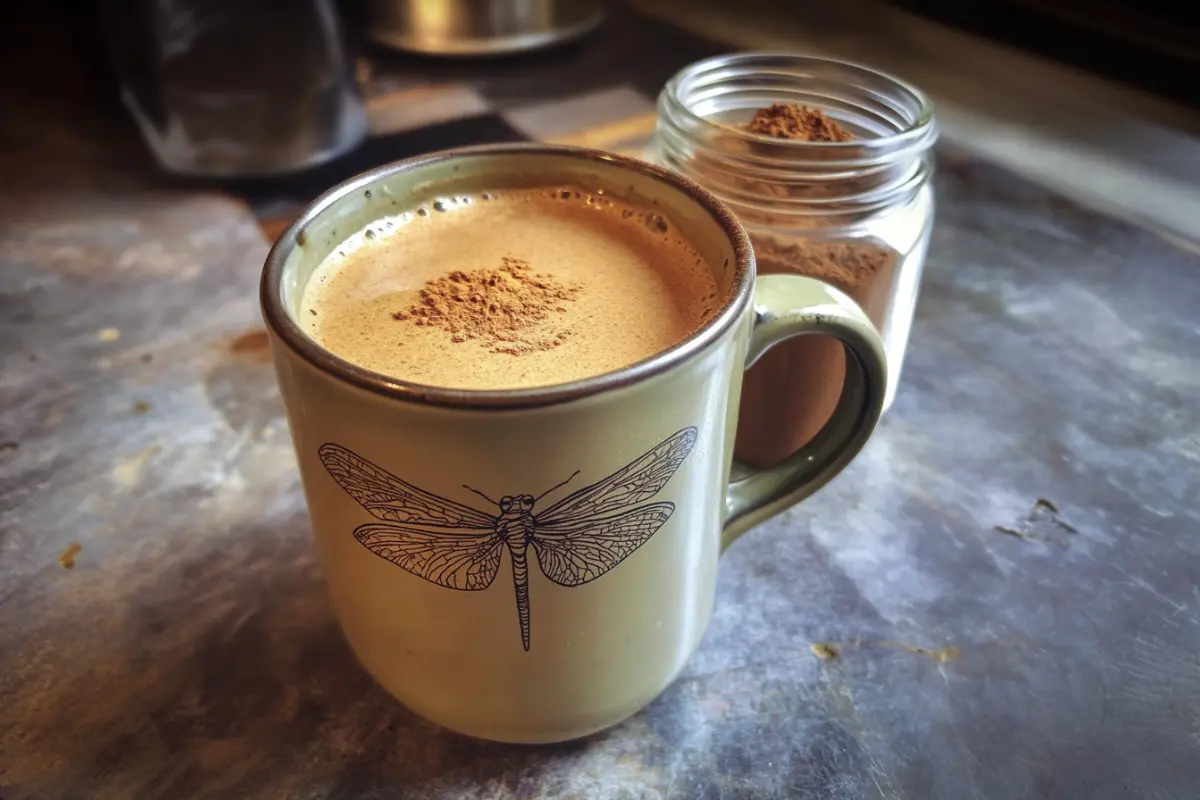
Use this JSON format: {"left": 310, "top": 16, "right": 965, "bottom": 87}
{"left": 102, "top": 0, "right": 367, "bottom": 177}
{"left": 651, "top": 53, "right": 938, "bottom": 467}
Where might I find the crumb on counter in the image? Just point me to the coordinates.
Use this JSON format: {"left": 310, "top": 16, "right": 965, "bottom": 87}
{"left": 811, "top": 642, "right": 839, "bottom": 661}
{"left": 59, "top": 542, "right": 82, "bottom": 569}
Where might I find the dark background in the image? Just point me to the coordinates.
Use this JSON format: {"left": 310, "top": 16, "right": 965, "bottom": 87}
{"left": 6, "top": 0, "right": 1198, "bottom": 111}
{"left": 894, "top": 0, "right": 1198, "bottom": 108}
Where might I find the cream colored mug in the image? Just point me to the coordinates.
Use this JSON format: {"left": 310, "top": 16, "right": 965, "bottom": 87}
{"left": 261, "top": 144, "right": 887, "bottom": 744}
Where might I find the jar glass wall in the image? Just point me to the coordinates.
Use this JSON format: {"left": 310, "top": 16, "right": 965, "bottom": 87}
{"left": 652, "top": 53, "right": 938, "bottom": 467}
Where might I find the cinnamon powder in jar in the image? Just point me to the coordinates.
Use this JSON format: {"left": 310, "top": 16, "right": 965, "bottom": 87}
{"left": 747, "top": 104, "right": 855, "bottom": 142}
{"left": 734, "top": 103, "right": 900, "bottom": 468}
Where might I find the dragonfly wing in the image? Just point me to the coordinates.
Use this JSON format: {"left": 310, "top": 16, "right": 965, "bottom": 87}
{"left": 320, "top": 443, "right": 494, "bottom": 528}
{"left": 538, "top": 428, "right": 696, "bottom": 525}
{"left": 355, "top": 523, "right": 503, "bottom": 591}
{"left": 532, "top": 503, "right": 674, "bottom": 587}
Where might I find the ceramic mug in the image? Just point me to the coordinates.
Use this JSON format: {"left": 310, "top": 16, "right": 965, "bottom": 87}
{"left": 261, "top": 144, "right": 887, "bottom": 744}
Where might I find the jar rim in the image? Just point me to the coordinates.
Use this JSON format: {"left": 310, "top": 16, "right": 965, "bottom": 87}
{"left": 661, "top": 52, "right": 937, "bottom": 158}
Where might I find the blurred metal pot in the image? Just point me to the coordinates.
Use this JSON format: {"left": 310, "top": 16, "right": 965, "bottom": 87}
{"left": 366, "top": 0, "right": 605, "bottom": 57}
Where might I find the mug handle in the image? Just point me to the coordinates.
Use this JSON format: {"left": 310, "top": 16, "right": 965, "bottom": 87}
{"left": 723, "top": 274, "right": 888, "bottom": 550}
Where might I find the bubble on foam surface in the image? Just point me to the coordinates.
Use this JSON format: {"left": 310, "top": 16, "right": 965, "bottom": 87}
{"left": 644, "top": 213, "right": 669, "bottom": 234}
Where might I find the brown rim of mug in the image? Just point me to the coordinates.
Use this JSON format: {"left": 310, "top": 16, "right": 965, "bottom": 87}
{"left": 260, "top": 143, "right": 756, "bottom": 410}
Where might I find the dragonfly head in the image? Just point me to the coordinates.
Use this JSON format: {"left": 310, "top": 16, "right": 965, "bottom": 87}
{"left": 499, "top": 495, "right": 536, "bottom": 513}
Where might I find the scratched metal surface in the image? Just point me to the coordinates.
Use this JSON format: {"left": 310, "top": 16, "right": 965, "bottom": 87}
{"left": 3, "top": 9, "right": 1200, "bottom": 800}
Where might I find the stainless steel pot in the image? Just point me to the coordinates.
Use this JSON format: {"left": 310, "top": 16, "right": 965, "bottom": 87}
{"left": 367, "top": 0, "right": 605, "bottom": 57}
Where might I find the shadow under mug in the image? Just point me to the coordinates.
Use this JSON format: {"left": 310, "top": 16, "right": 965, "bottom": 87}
{"left": 261, "top": 144, "right": 887, "bottom": 744}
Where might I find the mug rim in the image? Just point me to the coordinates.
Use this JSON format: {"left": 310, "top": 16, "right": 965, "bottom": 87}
{"left": 260, "top": 143, "right": 756, "bottom": 410}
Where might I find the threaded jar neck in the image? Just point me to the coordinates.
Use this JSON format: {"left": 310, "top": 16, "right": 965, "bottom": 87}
{"left": 656, "top": 53, "right": 938, "bottom": 226}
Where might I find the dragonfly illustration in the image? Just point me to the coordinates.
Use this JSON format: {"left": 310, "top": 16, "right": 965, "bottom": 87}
{"left": 318, "top": 427, "right": 698, "bottom": 651}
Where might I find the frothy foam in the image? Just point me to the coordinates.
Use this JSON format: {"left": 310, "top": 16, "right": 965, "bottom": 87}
{"left": 301, "top": 188, "right": 719, "bottom": 390}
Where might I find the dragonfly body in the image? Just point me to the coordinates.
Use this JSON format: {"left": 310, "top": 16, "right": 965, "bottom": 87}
{"left": 318, "top": 427, "right": 697, "bottom": 651}
{"left": 496, "top": 495, "right": 537, "bottom": 650}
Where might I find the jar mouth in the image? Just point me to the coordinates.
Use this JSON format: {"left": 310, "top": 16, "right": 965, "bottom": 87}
{"left": 660, "top": 52, "right": 937, "bottom": 169}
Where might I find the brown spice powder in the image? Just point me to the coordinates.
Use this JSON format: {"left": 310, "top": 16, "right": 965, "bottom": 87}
{"left": 737, "top": 235, "right": 898, "bottom": 468}
{"left": 392, "top": 256, "right": 581, "bottom": 355}
{"left": 754, "top": 237, "right": 896, "bottom": 319}
{"left": 747, "top": 103, "right": 854, "bottom": 142}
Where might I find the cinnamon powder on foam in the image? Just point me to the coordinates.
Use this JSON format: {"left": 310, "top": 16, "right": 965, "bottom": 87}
{"left": 392, "top": 256, "right": 582, "bottom": 355}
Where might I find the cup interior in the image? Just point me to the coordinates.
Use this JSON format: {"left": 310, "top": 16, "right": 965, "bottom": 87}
{"left": 261, "top": 145, "right": 755, "bottom": 408}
